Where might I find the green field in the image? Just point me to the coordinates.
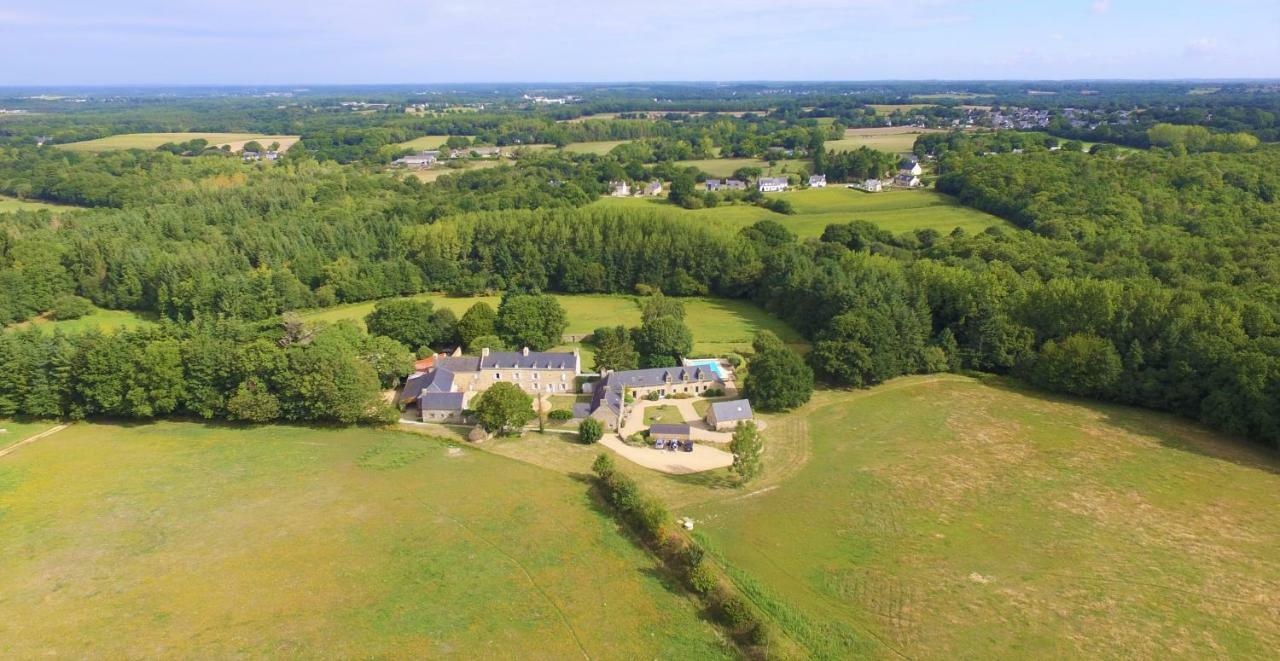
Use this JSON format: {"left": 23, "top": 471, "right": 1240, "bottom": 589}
{"left": 0, "top": 195, "right": 70, "bottom": 213}
{"left": 57, "top": 133, "right": 299, "bottom": 152}
{"left": 826, "top": 128, "right": 944, "bottom": 154}
{"left": 299, "top": 293, "right": 806, "bottom": 360}
{"left": 0, "top": 422, "right": 731, "bottom": 658}
{"left": 590, "top": 187, "right": 1008, "bottom": 238}
{"left": 8, "top": 306, "right": 157, "bottom": 335}
{"left": 687, "top": 376, "right": 1280, "bottom": 658}
{"left": 562, "top": 140, "right": 631, "bottom": 155}
{"left": 0, "top": 419, "right": 59, "bottom": 450}
{"left": 674, "top": 157, "right": 810, "bottom": 178}
{"left": 397, "top": 135, "right": 451, "bottom": 151}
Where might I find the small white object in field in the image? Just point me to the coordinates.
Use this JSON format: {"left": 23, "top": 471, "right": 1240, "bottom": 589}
{"left": 680, "top": 517, "right": 694, "bottom": 530}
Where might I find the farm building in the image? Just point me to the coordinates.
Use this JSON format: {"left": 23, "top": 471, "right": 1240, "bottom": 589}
{"left": 895, "top": 173, "right": 922, "bottom": 188}
{"left": 394, "top": 151, "right": 439, "bottom": 168}
{"left": 583, "top": 365, "right": 725, "bottom": 430}
{"left": 899, "top": 158, "right": 923, "bottom": 176}
{"left": 706, "top": 179, "right": 746, "bottom": 192}
{"left": 863, "top": 178, "right": 884, "bottom": 192}
{"left": 643, "top": 180, "right": 663, "bottom": 196}
{"left": 649, "top": 423, "right": 692, "bottom": 442}
{"left": 609, "top": 180, "right": 631, "bottom": 197}
{"left": 808, "top": 174, "right": 827, "bottom": 188}
{"left": 758, "top": 177, "right": 789, "bottom": 193}
{"left": 706, "top": 399, "right": 754, "bottom": 431}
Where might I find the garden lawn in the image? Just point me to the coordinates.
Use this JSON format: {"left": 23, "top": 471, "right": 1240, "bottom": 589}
{"left": 687, "top": 375, "right": 1280, "bottom": 658}
{"left": 0, "top": 195, "right": 71, "bottom": 213}
{"left": 0, "top": 422, "right": 732, "bottom": 659}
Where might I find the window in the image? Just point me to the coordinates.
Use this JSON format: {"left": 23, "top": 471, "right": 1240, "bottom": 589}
{"left": 495, "top": 373, "right": 501, "bottom": 380}
{"left": 561, "top": 373, "right": 566, "bottom": 381}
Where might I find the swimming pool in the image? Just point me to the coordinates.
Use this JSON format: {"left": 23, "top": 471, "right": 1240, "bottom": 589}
{"left": 683, "top": 358, "right": 727, "bottom": 378}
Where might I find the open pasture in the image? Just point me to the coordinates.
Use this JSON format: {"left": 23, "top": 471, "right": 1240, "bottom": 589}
{"left": 589, "top": 187, "right": 1007, "bottom": 238}
{"left": 827, "top": 127, "right": 945, "bottom": 154}
{"left": 397, "top": 134, "right": 450, "bottom": 151}
{"left": 674, "top": 157, "right": 810, "bottom": 178}
{"left": 0, "top": 422, "right": 731, "bottom": 658}
{"left": 0, "top": 195, "right": 70, "bottom": 214}
{"left": 57, "top": 133, "right": 298, "bottom": 152}
{"left": 7, "top": 305, "right": 157, "bottom": 335}
{"left": 299, "top": 293, "right": 806, "bottom": 359}
{"left": 688, "top": 376, "right": 1280, "bottom": 658}
{"left": 562, "top": 140, "right": 632, "bottom": 155}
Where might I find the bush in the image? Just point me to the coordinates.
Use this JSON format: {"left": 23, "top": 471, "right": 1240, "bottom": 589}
{"left": 578, "top": 417, "right": 603, "bottom": 444}
{"left": 625, "top": 431, "right": 647, "bottom": 446}
{"left": 644, "top": 391, "right": 661, "bottom": 401}
{"left": 723, "top": 353, "right": 744, "bottom": 367}
{"left": 591, "top": 452, "right": 616, "bottom": 477}
{"left": 702, "top": 387, "right": 725, "bottom": 398}
{"left": 719, "top": 595, "right": 754, "bottom": 628}
{"left": 548, "top": 409, "right": 573, "bottom": 421}
{"left": 670, "top": 392, "right": 692, "bottom": 399}
{"left": 688, "top": 562, "right": 718, "bottom": 595}
{"left": 49, "top": 295, "right": 93, "bottom": 321}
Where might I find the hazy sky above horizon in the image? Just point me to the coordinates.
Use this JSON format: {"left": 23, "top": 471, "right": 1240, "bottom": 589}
{"left": 1, "top": 1, "right": 1277, "bottom": 85}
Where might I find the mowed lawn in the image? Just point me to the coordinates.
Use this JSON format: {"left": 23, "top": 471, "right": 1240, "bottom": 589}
{"left": 57, "top": 133, "right": 299, "bottom": 152}
{"left": 826, "top": 127, "right": 945, "bottom": 154}
{"left": 0, "top": 422, "right": 731, "bottom": 658}
{"left": 299, "top": 293, "right": 807, "bottom": 360}
{"left": 397, "top": 135, "right": 450, "bottom": 151}
{"left": 688, "top": 376, "right": 1280, "bottom": 658}
{"left": 589, "top": 187, "right": 1007, "bottom": 238}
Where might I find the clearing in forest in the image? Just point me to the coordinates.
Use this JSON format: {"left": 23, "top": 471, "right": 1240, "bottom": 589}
{"left": 56, "top": 133, "right": 299, "bottom": 152}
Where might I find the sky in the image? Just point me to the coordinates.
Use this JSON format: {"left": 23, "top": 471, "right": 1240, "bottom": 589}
{"left": 1, "top": 1, "right": 1277, "bottom": 85}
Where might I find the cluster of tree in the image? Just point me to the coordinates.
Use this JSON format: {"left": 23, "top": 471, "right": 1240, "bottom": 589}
{"left": 816, "top": 145, "right": 898, "bottom": 182}
{"left": 742, "top": 331, "right": 813, "bottom": 412}
{"left": 590, "top": 294, "right": 693, "bottom": 371}
{"left": 1146, "top": 123, "right": 1260, "bottom": 153}
{"left": 0, "top": 318, "right": 406, "bottom": 424}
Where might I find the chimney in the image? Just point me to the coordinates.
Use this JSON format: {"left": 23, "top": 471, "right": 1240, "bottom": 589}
{"left": 481, "top": 347, "right": 490, "bottom": 358}
{"left": 522, "top": 347, "right": 530, "bottom": 356}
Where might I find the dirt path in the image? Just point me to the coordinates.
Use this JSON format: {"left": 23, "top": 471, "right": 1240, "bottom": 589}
{"left": 599, "top": 435, "right": 732, "bottom": 474}
{"left": 0, "top": 423, "right": 70, "bottom": 459}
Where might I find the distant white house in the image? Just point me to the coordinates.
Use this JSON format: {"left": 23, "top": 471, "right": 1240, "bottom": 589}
{"left": 808, "top": 174, "right": 827, "bottom": 188}
{"left": 609, "top": 181, "right": 631, "bottom": 197}
{"left": 895, "top": 173, "right": 922, "bottom": 188}
{"left": 758, "top": 177, "right": 789, "bottom": 193}
{"left": 899, "top": 157, "right": 923, "bottom": 177}
{"left": 643, "top": 180, "right": 663, "bottom": 196}
{"left": 863, "top": 178, "right": 883, "bottom": 192}
{"left": 452, "top": 146, "right": 501, "bottom": 159}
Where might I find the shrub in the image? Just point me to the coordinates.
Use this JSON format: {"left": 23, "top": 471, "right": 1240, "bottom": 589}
{"left": 644, "top": 391, "right": 661, "bottom": 401}
{"left": 688, "top": 562, "right": 718, "bottom": 595}
{"left": 723, "top": 353, "right": 744, "bottom": 367}
{"left": 719, "top": 595, "right": 754, "bottom": 628}
{"left": 548, "top": 409, "right": 573, "bottom": 421}
{"left": 702, "top": 387, "right": 725, "bottom": 397}
{"left": 591, "top": 452, "right": 616, "bottom": 477}
{"left": 670, "top": 392, "right": 692, "bottom": 399}
{"left": 49, "top": 295, "right": 93, "bottom": 321}
{"left": 578, "top": 417, "right": 603, "bottom": 444}
{"left": 625, "top": 431, "right": 647, "bottom": 446}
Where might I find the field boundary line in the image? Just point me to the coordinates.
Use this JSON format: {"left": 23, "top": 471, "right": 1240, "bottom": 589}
{"left": 0, "top": 423, "right": 70, "bottom": 459}
{"left": 430, "top": 505, "right": 592, "bottom": 660}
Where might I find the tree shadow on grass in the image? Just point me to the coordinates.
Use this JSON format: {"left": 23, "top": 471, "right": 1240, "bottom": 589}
{"left": 978, "top": 375, "right": 1280, "bottom": 477}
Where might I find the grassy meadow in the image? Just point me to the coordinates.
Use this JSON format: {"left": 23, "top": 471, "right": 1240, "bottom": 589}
{"left": 562, "top": 140, "right": 631, "bottom": 155}
{"left": 674, "top": 157, "right": 810, "bottom": 178}
{"left": 0, "top": 419, "right": 60, "bottom": 451}
{"left": 826, "top": 127, "right": 945, "bottom": 154}
{"left": 7, "top": 306, "right": 157, "bottom": 335}
{"left": 0, "top": 422, "right": 732, "bottom": 658}
{"left": 397, "top": 135, "right": 451, "bottom": 151}
{"left": 57, "top": 133, "right": 299, "bottom": 152}
{"left": 0, "top": 195, "right": 70, "bottom": 214}
{"left": 299, "top": 293, "right": 807, "bottom": 362}
{"left": 589, "top": 187, "right": 1007, "bottom": 238}
{"left": 404, "top": 159, "right": 508, "bottom": 183}
{"left": 686, "top": 376, "right": 1280, "bottom": 658}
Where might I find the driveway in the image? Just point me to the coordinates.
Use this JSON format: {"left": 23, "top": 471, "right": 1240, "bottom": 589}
{"left": 599, "top": 435, "right": 732, "bottom": 474}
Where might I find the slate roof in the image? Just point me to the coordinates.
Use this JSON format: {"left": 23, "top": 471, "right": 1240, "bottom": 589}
{"left": 758, "top": 177, "right": 789, "bottom": 187}
{"left": 436, "top": 356, "right": 481, "bottom": 372}
{"left": 650, "top": 423, "right": 691, "bottom": 436}
{"left": 586, "top": 366, "right": 723, "bottom": 417}
{"left": 419, "top": 392, "right": 466, "bottom": 411}
{"left": 710, "top": 399, "right": 754, "bottom": 423}
{"left": 400, "top": 372, "right": 428, "bottom": 403}
{"left": 479, "top": 350, "right": 577, "bottom": 371}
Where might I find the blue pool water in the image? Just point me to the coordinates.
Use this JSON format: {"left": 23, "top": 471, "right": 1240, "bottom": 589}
{"left": 684, "top": 358, "right": 727, "bottom": 378}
